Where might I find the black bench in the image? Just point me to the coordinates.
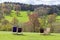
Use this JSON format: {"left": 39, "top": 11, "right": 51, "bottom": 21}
{"left": 40, "top": 28, "right": 44, "bottom": 33}
{"left": 13, "top": 26, "right": 22, "bottom": 34}
{"left": 13, "top": 27, "right": 17, "bottom": 32}
{"left": 18, "top": 28, "right": 22, "bottom": 32}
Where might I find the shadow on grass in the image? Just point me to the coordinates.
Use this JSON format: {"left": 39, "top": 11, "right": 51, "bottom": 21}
{"left": 43, "top": 35, "right": 55, "bottom": 36}
{"left": 40, "top": 34, "right": 56, "bottom": 36}
{"left": 13, "top": 33, "right": 26, "bottom": 36}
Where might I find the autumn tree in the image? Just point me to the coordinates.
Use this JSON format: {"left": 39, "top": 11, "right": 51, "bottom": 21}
{"left": 28, "top": 12, "right": 40, "bottom": 32}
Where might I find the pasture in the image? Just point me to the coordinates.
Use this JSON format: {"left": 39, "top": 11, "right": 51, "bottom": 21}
{"left": 5, "top": 10, "right": 60, "bottom": 23}
{"left": 5, "top": 10, "right": 29, "bottom": 23}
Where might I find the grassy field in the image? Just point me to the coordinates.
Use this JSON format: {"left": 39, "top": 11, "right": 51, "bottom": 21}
{"left": 5, "top": 10, "right": 29, "bottom": 23}
{"left": 0, "top": 11, "right": 60, "bottom": 40}
{"left": 0, "top": 31, "right": 60, "bottom": 40}
{"left": 4, "top": 10, "right": 60, "bottom": 23}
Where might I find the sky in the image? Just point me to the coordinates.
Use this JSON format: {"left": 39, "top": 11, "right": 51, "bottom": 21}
{"left": 0, "top": 0, "right": 60, "bottom": 5}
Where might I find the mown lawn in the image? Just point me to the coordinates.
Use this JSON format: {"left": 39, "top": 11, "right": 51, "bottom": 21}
{"left": 0, "top": 31, "right": 60, "bottom": 40}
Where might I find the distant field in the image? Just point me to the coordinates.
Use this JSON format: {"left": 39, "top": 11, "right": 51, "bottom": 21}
{"left": 4, "top": 10, "right": 60, "bottom": 23}
{"left": 0, "top": 31, "right": 60, "bottom": 40}
{"left": 56, "top": 16, "right": 60, "bottom": 22}
{"left": 5, "top": 10, "right": 29, "bottom": 23}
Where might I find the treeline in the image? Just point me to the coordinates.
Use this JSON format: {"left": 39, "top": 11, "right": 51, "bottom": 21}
{"left": 0, "top": 2, "right": 59, "bottom": 15}
{"left": 0, "top": 2, "right": 60, "bottom": 17}
{"left": 0, "top": 2, "right": 59, "bottom": 32}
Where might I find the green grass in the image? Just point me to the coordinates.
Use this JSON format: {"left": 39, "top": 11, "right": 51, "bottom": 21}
{"left": 4, "top": 10, "right": 60, "bottom": 23}
{"left": 56, "top": 16, "right": 60, "bottom": 22}
{"left": 0, "top": 31, "right": 60, "bottom": 40}
{"left": 5, "top": 10, "right": 29, "bottom": 23}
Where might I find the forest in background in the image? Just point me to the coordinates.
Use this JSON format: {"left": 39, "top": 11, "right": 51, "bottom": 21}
{"left": 0, "top": 2, "right": 60, "bottom": 33}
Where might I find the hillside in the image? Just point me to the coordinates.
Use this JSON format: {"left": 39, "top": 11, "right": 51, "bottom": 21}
{"left": 5, "top": 10, "right": 29, "bottom": 23}
{"left": 4, "top": 10, "right": 60, "bottom": 23}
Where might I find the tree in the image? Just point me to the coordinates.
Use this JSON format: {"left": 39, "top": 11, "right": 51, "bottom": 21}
{"left": 1, "top": 3, "right": 11, "bottom": 15}
{"left": 14, "top": 4, "right": 21, "bottom": 16}
{"left": 1, "top": 19, "right": 9, "bottom": 25}
{"left": 11, "top": 17, "right": 19, "bottom": 27}
{"left": 14, "top": 4, "right": 21, "bottom": 11}
{"left": 34, "top": 7, "right": 52, "bottom": 34}
{"left": 47, "top": 13, "right": 57, "bottom": 33}
{"left": 0, "top": 12, "right": 4, "bottom": 22}
{"left": 16, "top": 11, "right": 20, "bottom": 16}
{"left": 34, "top": 7, "right": 51, "bottom": 28}
{"left": 28, "top": 12, "right": 40, "bottom": 32}
{"left": 1, "top": 19, "right": 12, "bottom": 31}
{"left": 34, "top": 7, "right": 50, "bottom": 17}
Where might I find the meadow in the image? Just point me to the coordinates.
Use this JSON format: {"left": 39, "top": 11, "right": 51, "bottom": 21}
{"left": 5, "top": 10, "right": 29, "bottom": 23}
{"left": 5, "top": 10, "right": 60, "bottom": 23}
{"left": 0, "top": 11, "right": 60, "bottom": 40}
{"left": 0, "top": 2, "right": 60, "bottom": 40}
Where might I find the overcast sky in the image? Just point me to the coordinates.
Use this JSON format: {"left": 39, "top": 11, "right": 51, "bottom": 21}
{"left": 0, "top": 0, "right": 60, "bottom": 5}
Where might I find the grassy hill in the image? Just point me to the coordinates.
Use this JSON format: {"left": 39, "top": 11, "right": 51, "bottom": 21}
{"left": 4, "top": 10, "right": 60, "bottom": 23}
{"left": 56, "top": 16, "right": 60, "bottom": 22}
{"left": 5, "top": 10, "right": 29, "bottom": 23}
